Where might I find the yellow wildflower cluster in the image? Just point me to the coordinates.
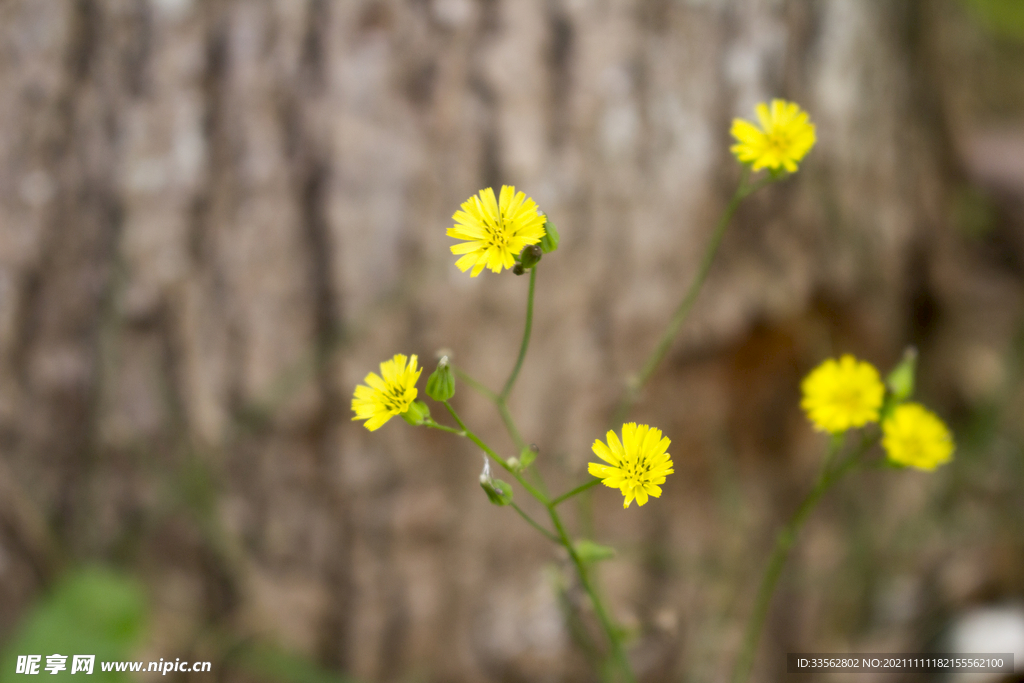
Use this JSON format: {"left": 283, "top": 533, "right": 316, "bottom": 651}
{"left": 800, "top": 355, "right": 954, "bottom": 471}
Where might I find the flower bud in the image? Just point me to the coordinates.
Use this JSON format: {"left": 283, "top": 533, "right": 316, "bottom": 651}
{"left": 519, "top": 244, "right": 542, "bottom": 270}
{"left": 886, "top": 347, "right": 917, "bottom": 402}
{"left": 426, "top": 356, "right": 456, "bottom": 401}
{"left": 400, "top": 400, "right": 430, "bottom": 426}
{"left": 512, "top": 263, "right": 525, "bottom": 276}
{"left": 480, "top": 477, "right": 514, "bottom": 506}
{"left": 540, "top": 218, "right": 560, "bottom": 253}
{"left": 517, "top": 444, "right": 538, "bottom": 471}
{"left": 479, "top": 457, "right": 513, "bottom": 506}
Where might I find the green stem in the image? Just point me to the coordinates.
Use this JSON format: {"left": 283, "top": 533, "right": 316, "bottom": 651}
{"left": 456, "top": 365, "right": 527, "bottom": 450}
{"left": 511, "top": 502, "right": 560, "bottom": 544}
{"left": 547, "top": 505, "right": 636, "bottom": 683}
{"left": 442, "top": 401, "right": 548, "bottom": 504}
{"left": 423, "top": 419, "right": 464, "bottom": 436}
{"left": 454, "top": 366, "right": 499, "bottom": 403}
{"left": 731, "top": 432, "right": 874, "bottom": 683}
{"left": 496, "top": 399, "right": 527, "bottom": 451}
{"left": 551, "top": 478, "right": 602, "bottom": 507}
{"left": 610, "top": 170, "right": 774, "bottom": 427}
{"left": 437, "top": 401, "right": 633, "bottom": 681}
{"left": 501, "top": 265, "right": 537, "bottom": 400}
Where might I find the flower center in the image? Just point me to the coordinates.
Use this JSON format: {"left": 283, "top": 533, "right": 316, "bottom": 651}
{"left": 620, "top": 456, "right": 653, "bottom": 485}
{"left": 484, "top": 210, "right": 512, "bottom": 250}
{"left": 766, "top": 131, "right": 789, "bottom": 154}
{"left": 832, "top": 387, "right": 865, "bottom": 413}
{"left": 380, "top": 384, "right": 410, "bottom": 414}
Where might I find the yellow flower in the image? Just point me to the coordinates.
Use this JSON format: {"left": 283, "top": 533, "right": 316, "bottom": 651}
{"left": 882, "top": 403, "right": 955, "bottom": 471}
{"left": 588, "top": 423, "right": 674, "bottom": 509}
{"left": 447, "top": 186, "right": 547, "bottom": 277}
{"left": 801, "top": 355, "right": 885, "bottom": 433}
{"left": 351, "top": 354, "right": 422, "bottom": 431}
{"left": 731, "top": 99, "right": 816, "bottom": 172}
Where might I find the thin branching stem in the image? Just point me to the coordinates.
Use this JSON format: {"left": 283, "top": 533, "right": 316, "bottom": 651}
{"left": 732, "top": 431, "right": 876, "bottom": 683}
{"left": 453, "top": 366, "right": 498, "bottom": 402}
{"left": 435, "top": 400, "right": 634, "bottom": 681}
{"left": 610, "top": 170, "right": 776, "bottom": 427}
{"left": 455, "top": 362, "right": 527, "bottom": 451}
{"left": 511, "top": 502, "right": 560, "bottom": 544}
{"left": 551, "top": 478, "right": 602, "bottom": 507}
{"left": 441, "top": 401, "right": 548, "bottom": 504}
{"left": 547, "top": 504, "right": 636, "bottom": 683}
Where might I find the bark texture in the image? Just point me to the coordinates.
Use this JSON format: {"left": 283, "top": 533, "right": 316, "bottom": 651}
{"left": 1, "top": 1, "right": 1022, "bottom": 682}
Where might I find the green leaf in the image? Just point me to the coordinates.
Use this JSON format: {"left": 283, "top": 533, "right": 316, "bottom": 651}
{"left": 574, "top": 540, "right": 616, "bottom": 564}
{"left": 0, "top": 567, "right": 147, "bottom": 683}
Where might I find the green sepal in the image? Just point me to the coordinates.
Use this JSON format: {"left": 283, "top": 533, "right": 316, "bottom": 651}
{"left": 400, "top": 400, "right": 430, "bottom": 426}
{"left": 426, "top": 357, "right": 456, "bottom": 401}
{"left": 574, "top": 539, "right": 616, "bottom": 564}
{"left": 480, "top": 477, "right": 514, "bottom": 506}
{"left": 540, "top": 218, "right": 560, "bottom": 253}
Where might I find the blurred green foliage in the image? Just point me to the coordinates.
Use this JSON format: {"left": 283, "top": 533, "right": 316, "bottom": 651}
{"left": 0, "top": 568, "right": 147, "bottom": 683}
{"left": 234, "top": 644, "right": 360, "bottom": 683}
{"left": 961, "top": 0, "right": 1024, "bottom": 40}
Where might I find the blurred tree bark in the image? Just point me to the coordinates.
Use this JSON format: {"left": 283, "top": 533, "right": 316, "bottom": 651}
{"left": 2, "top": 1, "right": 1018, "bottom": 682}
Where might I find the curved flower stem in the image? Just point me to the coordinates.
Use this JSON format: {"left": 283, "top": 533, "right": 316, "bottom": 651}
{"left": 610, "top": 170, "right": 776, "bottom": 427}
{"left": 501, "top": 265, "right": 537, "bottom": 401}
{"left": 551, "top": 478, "right": 602, "bottom": 507}
{"left": 731, "top": 432, "right": 876, "bottom": 683}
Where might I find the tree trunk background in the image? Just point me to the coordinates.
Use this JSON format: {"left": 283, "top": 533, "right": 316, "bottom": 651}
{"left": 2, "top": 0, "right": 1022, "bottom": 681}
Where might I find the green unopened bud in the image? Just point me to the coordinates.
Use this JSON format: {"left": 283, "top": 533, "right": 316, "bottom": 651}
{"left": 517, "top": 444, "right": 538, "bottom": 470}
{"left": 574, "top": 539, "right": 616, "bottom": 564}
{"left": 400, "top": 400, "right": 430, "bottom": 426}
{"left": 479, "top": 456, "right": 513, "bottom": 505}
{"left": 480, "top": 476, "right": 513, "bottom": 506}
{"left": 426, "top": 356, "right": 456, "bottom": 401}
{"left": 519, "top": 244, "right": 542, "bottom": 269}
{"left": 540, "top": 218, "right": 560, "bottom": 253}
{"left": 886, "top": 347, "right": 917, "bottom": 402}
